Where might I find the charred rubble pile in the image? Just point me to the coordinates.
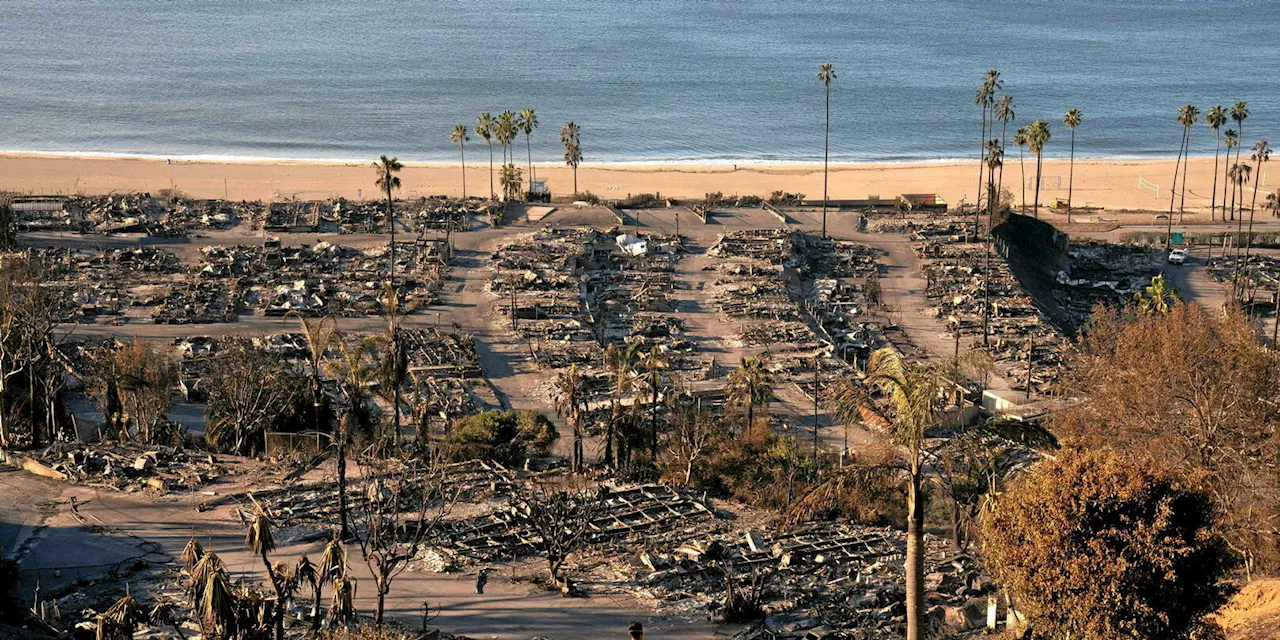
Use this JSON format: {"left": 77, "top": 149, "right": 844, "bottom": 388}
{"left": 790, "top": 234, "right": 889, "bottom": 369}
{"left": 1208, "top": 253, "right": 1280, "bottom": 307}
{"left": 189, "top": 239, "right": 446, "bottom": 319}
{"left": 624, "top": 523, "right": 991, "bottom": 639}
{"left": 487, "top": 228, "right": 599, "bottom": 368}
{"left": 10, "top": 440, "right": 225, "bottom": 493}
{"left": 708, "top": 230, "right": 811, "bottom": 348}
{"left": 1055, "top": 242, "right": 1164, "bottom": 326}
{"left": 5, "top": 246, "right": 183, "bottom": 322}
{"left": 911, "top": 220, "right": 1066, "bottom": 395}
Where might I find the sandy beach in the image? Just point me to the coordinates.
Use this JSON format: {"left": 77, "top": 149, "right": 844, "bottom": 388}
{"left": 0, "top": 152, "right": 1269, "bottom": 214}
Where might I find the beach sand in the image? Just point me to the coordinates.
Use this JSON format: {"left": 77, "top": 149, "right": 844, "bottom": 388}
{"left": 0, "top": 153, "right": 1266, "bottom": 214}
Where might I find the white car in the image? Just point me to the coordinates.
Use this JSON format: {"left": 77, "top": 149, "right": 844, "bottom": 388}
{"left": 1167, "top": 248, "right": 1189, "bottom": 265}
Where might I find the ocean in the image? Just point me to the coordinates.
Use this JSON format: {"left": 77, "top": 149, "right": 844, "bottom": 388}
{"left": 1, "top": 0, "right": 1277, "bottom": 164}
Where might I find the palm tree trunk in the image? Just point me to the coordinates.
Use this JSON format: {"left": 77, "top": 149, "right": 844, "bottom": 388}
{"left": 997, "top": 119, "right": 1008, "bottom": 215}
{"left": 905, "top": 465, "right": 925, "bottom": 640}
{"left": 1169, "top": 128, "right": 1185, "bottom": 224}
{"left": 460, "top": 145, "right": 467, "bottom": 199}
{"left": 1248, "top": 171, "right": 1260, "bottom": 259}
{"left": 746, "top": 401, "right": 755, "bottom": 437}
{"left": 526, "top": 134, "right": 534, "bottom": 187}
{"left": 337, "top": 438, "right": 350, "bottom": 538}
{"left": 822, "top": 85, "right": 830, "bottom": 239}
{"left": 1179, "top": 128, "right": 1191, "bottom": 222}
{"left": 311, "top": 581, "right": 323, "bottom": 629}
{"left": 1019, "top": 147, "right": 1026, "bottom": 214}
{"left": 260, "top": 549, "right": 285, "bottom": 640}
{"left": 573, "top": 165, "right": 578, "bottom": 196}
{"left": 387, "top": 183, "right": 401, "bottom": 449}
{"left": 976, "top": 104, "right": 988, "bottom": 237}
{"left": 1033, "top": 151, "right": 1043, "bottom": 219}
{"left": 1224, "top": 145, "right": 1235, "bottom": 220}
{"left": 1067, "top": 129, "right": 1075, "bottom": 224}
{"left": 487, "top": 142, "right": 495, "bottom": 200}
{"left": 1211, "top": 132, "right": 1221, "bottom": 221}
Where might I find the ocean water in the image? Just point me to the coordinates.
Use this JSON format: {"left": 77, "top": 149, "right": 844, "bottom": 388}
{"left": 1, "top": 0, "right": 1277, "bottom": 163}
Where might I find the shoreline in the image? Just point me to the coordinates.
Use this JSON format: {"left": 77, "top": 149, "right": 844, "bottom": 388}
{"left": 0, "top": 152, "right": 1265, "bottom": 213}
{"left": 0, "top": 148, "right": 1208, "bottom": 167}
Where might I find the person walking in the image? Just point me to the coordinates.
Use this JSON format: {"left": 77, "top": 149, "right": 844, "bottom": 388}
{"left": 474, "top": 568, "right": 489, "bottom": 594}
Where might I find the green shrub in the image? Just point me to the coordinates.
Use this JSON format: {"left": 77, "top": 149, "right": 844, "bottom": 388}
{"left": 615, "top": 193, "right": 663, "bottom": 209}
{"left": 443, "top": 410, "right": 558, "bottom": 465}
{"left": 767, "top": 191, "right": 806, "bottom": 206}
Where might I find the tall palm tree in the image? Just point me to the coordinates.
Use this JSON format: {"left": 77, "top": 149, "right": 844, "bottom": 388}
{"left": 1168, "top": 106, "right": 1197, "bottom": 229}
{"left": 726, "top": 355, "right": 773, "bottom": 436}
{"left": 554, "top": 364, "right": 587, "bottom": 473}
{"left": 1223, "top": 129, "right": 1240, "bottom": 220}
{"left": 476, "top": 113, "right": 495, "bottom": 200}
{"left": 817, "top": 63, "right": 836, "bottom": 239}
{"left": 560, "top": 121, "right": 582, "bottom": 196}
{"left": 373, "top": 156, "right": 403, "bottom": 446}
{"left": 1178, "top": 105, "right": 1199, "bottom": 222}
{"left": 497, "top": 110, "right": 517, "bottom": 165}
{"left": 1246, "top": 140, "right": 1271, "bottom": 258}
{"left": 1267, "top": 188, "right": 1280, "bottom": 219}
{"left": 325, "top": 335, "right": 378, "bottom": 538}
{"left": 604, "top": 343, "right": 641, "bottom": 468}
{"left": 1062, "top": 109, "right": 1082, "bottom": 223}
{"left": 863, "top": 347, "right": 945, "bottom": 640}
{"left": 983, "top": 139, "right": 1003, "bottom": 346}
{"left": 1231, "top": 101, "right": 1250, "bottom": 173}
{"left": 450, "top": 124, "right": 470, "bottom": 199}
{"left": 973, "top": 70, "right": 1002, "bottom": 233}
{"left": 1027, "top": 120, "right": 1051, "bottom": 218}
{"left": 518, "top": 108, "right": 539, "bottom": 186}
{"left": 640, "top": 346, "right": 670, "bottom": 460}
{"left": 994, "top": 95, "right": 1015, "bottom": 215}
{"left": 1230, "top": 162, "right": 1252, "bottom": 267}
{"left": 1206, "top": 106, "right": 1226, "bottom": 220}
{"left": 1014, "top": 127, "right": 1028, "bottom": 214}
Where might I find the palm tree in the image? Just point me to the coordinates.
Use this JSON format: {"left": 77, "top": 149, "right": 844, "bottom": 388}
{"left": 862, "top": 347, "right": 946, "bottom": 640}
{"left": 817, "top": 63, "right": 836, "bottom": 239}
{"left": 246, "top": 510, "right": 285, "bottom": 640}
{"left": 499, "top": 163, "right": 524, "bottom": 202}
{"left": 1246, "top": 140, "right": 1271, "bottom": 258}
{"left": 554, "top": 364, "right": 587, "bottom": 473}
{"left": 497, "top": 110, "right": 516, "bottom": 166}
{"left": 518, "top": 108, "right": 539, "bottom": 187}
{"left": 1223, "top": 129, "right": 1240, "bottom": 220}
{"left": 1230, "top": 162, "right": 1252, "bottom": 272}
{"left": 1134, "top": 273, "right": 1180, "bottom": 315}
{"left": 1062, "top": 109, "right": 1082, "bottom": 223}
{"left": 994, "top": 95, "right": 1015, "bottom": 215}
{"left": 373, "top": 155, "right": 403, "bottom": 446}
{"left": 639, "top": 346, "right": 670, "bottom": 460}
{"left": 1231, "top": 101, "right": 1250, "bottom": 173}
{"left": 973, "top": 70, "right": 1002, "bottom": 232}
{"left": 1179, "top": 105, "right": 1200, "bottom": 222}
{"left": 295, "top": 554, "right": 323, "bottom": 628}
{"left": 476, "top": 113, "right": 495, "bottom": 200}
{"left": 325, "top": 335, "right": 378, "bottom": 538}
{"left": 560, "top": 121, "right": 582, "bottom": 196}
{"left": 1168, "top": 106, "right": 1195, "bottom": 229}
{"left": 984, "top": 138, "right": 1003, "bottom": 219}
{"left": 726, "top": 355, "right": 773, "bottom": 436}
{"left": 604, "top": 343, "right": 641, "bottom": 468}
{"left": 450, "top": 124, "right": 470, "bottom": 199}
{"left": 1014, "top": 127, "right": 1028, "bottom": 213}
{"left": 1027, "top": 120, "right": 1051, "bottom": 218}
{"left": 1206, "top": 106, "right": 1226, "bottom": 220}
{"left": 1267, "top": 189, "right": 1280, "bottom": 219}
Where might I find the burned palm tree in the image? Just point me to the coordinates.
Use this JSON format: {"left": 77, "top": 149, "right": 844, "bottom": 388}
{"left": 554, "top": 364, "right": 588, "bottom": 473}
{"left": 245, "top": 508, "right": 286, "bottom": 640}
